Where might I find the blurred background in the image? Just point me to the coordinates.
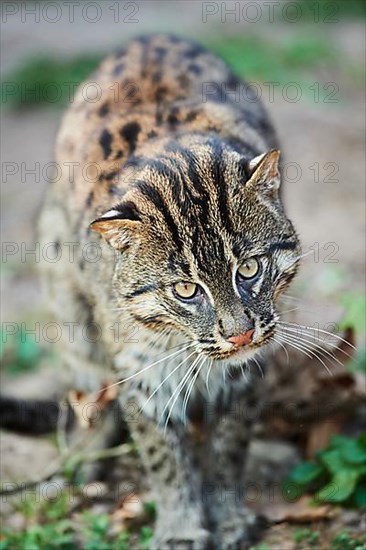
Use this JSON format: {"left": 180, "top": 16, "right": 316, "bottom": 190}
{"left": 1, "top": 1, "right": 365, "bottom": 548}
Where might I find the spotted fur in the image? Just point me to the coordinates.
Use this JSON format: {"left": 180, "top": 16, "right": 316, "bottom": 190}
{"left": 38, "top": 35, "right": 300, "bottom": 548}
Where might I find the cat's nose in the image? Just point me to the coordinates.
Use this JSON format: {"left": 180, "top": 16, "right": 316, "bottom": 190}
{"left": 227, "top": 328, "right": 255, "bottom": 347}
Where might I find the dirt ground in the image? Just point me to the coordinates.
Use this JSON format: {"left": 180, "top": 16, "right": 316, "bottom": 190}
{"left": 1, "top": 2, "right": 365, "bottom": 548}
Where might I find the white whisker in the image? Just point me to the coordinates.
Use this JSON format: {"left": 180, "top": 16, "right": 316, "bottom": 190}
{"left": 271, "top": 336, "right": 290, "bottom": 363}
{"left": 140, "top": 349, "right": 197, "bottom": 414}
{"left": 281, "top": 295, "right": 302, "bottom": 303}
{"left": 205, "top": 359, "right": 214, "bottom": 396}
{"left": 101, "top": 343, "right": 195, "bottom": 393}
{"left": 240, "top": 363, "right": 249, "bottom": 382}
{"left": 277, "top": 322, "right": 355, "bottom": 359}
{"left": 277, "top": 328, "right": 347, "bottom": 368}
{"left": 279, "top": 295, "right": 330, "bottom": 307}
{"left": 276, "top": 333, "right": 332, "bottom": 376}
{"left": 154, "top": 339, "right": 192, "bottom": 356}
{"left": 182, "top": 356, "right": 207, "bottom": 422}
{"left": 162, "top": 357, "right": 201, "bottom": 433}
{"left": 294, "top": 249, "right": 316, "bottom": 262}
{"left": 140, "top": 328, "right": 170, "bottom": 356}
{"left": 252, "top": 357, "right": 264, "bottom": 378}
{"left": 278, "top": 321, "right": 356, "bottom": 351}
{"left": 276, "top": 334, "right": 315, "bottom": 361}
{"left": 279, "top": 307, "right": 300, "bottom": 315}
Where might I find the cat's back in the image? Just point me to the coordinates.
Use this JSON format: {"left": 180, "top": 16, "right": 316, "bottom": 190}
{"left": 54, "top": 35, "right": 276, "bottom": 223}
{"left": 56, "top": 34, "right": 232, "bottom": 169}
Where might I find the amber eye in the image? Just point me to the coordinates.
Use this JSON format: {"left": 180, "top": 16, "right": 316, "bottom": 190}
{"left": 174, "top": 282, "right": 198, "bottom": 300}
{"left": 238, "top": 257, "right": 260, "bottom": 279}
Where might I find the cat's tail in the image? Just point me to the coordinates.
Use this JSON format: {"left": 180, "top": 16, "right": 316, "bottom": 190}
{"left": 0, "top": 395, "right": 74, "bottom": 435}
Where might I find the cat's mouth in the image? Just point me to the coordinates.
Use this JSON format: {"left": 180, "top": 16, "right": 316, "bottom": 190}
{"left": 199, "top": 329, "right": 274, "bottom": 362}
{"left": 217, "top": 345, "right": 262, "bottom": 366}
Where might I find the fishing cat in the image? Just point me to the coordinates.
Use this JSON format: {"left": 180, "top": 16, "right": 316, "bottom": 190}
{"left": 37, "top": 34, "right": 300, "bottom": 548}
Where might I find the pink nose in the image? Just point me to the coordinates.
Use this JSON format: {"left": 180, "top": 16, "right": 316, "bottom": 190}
{"left": 227, "top": 329, "right": 255, "bottom": 347}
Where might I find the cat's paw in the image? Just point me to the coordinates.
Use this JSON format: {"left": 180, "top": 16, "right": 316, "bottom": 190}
{"left": 152, "top": 526, "right": 211, "bottom": 550}
{"left": 217, "top": 512, "right": 267, "bottom": 549}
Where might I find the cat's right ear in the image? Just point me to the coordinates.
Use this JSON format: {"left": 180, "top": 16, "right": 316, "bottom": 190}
{"left": 90, "top": 201, "right": 142, "bottom": 250}
{"left": 246, "top": 149, "right": 281, "bottom": 198}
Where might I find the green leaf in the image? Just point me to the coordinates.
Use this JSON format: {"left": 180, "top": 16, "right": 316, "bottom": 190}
{"left": 91, "top": 514, "right": 109, "bottom": 535}
{"left": 329, "top": 435, "right": 353, "bottom": 449}
{"left": 348, "top": 348, "right": 366, "bottom": 373}
{"left": 288, "top": 461, "right": 323, "bottom": 485}
{"left": 139, "top": 526, "right": 154, "bottom": 549}
{"left": 317, "top": 470, "right": 359, "bottom": 502}
{"left": 293, "top": 528, "right": 319, "bottom": 544}
{"left": 1, "top": 55, "right": 103, "bottom": 109}
{"left": 340, "top": 440, "right": 366, "bottom": 465}
{"left": 339, "top": 293, "right": 366, "bottom": 334}
{"left": 115, "top": 531, "right": 130, "bottom": 550}
{"left": 17, "top": 334, "right": 40, "bottom": 364}
{"left": 353, "top": 483, "right": 366, "bottom": 508}
{"left": 144, "top": 500, "right": 157, "bottom": 519}
{"left": 317, "top": 448, "right": 344, "bottom": 475}
{"left": 358, "top": 433, "right": 366, "bottom": 449}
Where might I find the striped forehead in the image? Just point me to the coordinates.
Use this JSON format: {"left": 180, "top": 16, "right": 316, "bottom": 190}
{"left": 131, "top": 144, "right": 237, "bottom": 269}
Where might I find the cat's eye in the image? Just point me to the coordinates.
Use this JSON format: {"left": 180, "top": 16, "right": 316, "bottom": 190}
{"left": 174, "top": 282, "right": 198, "bottom": 300}
{"left": 237, "top": 257, "right": 260, "bottom": 280}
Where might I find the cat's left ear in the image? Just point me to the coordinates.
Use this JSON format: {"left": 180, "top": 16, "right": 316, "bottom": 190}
{"left": 90, "top": 201, "right": 142, "bottom": 251}
{"left": 246, "top": 149, "right": 281, "bottom": 198}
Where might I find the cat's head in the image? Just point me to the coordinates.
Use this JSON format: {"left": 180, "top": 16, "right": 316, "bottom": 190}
{"left": 91, "top": 136, "right": 300, "bottom": 364}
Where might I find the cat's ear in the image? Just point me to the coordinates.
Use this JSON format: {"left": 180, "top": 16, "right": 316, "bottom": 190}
{"left": 90, "top": 201, "right": 142, "bottom": 250}
{"left": 247, "top": 149, "right": 281, "bottom": 197}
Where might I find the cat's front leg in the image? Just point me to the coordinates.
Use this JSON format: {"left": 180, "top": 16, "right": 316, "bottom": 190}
{"left": 204, "top": 392, "right": 265, "bottom": 549}
{"left": 123, "top": 397, "right": 211, "bottom": 550}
